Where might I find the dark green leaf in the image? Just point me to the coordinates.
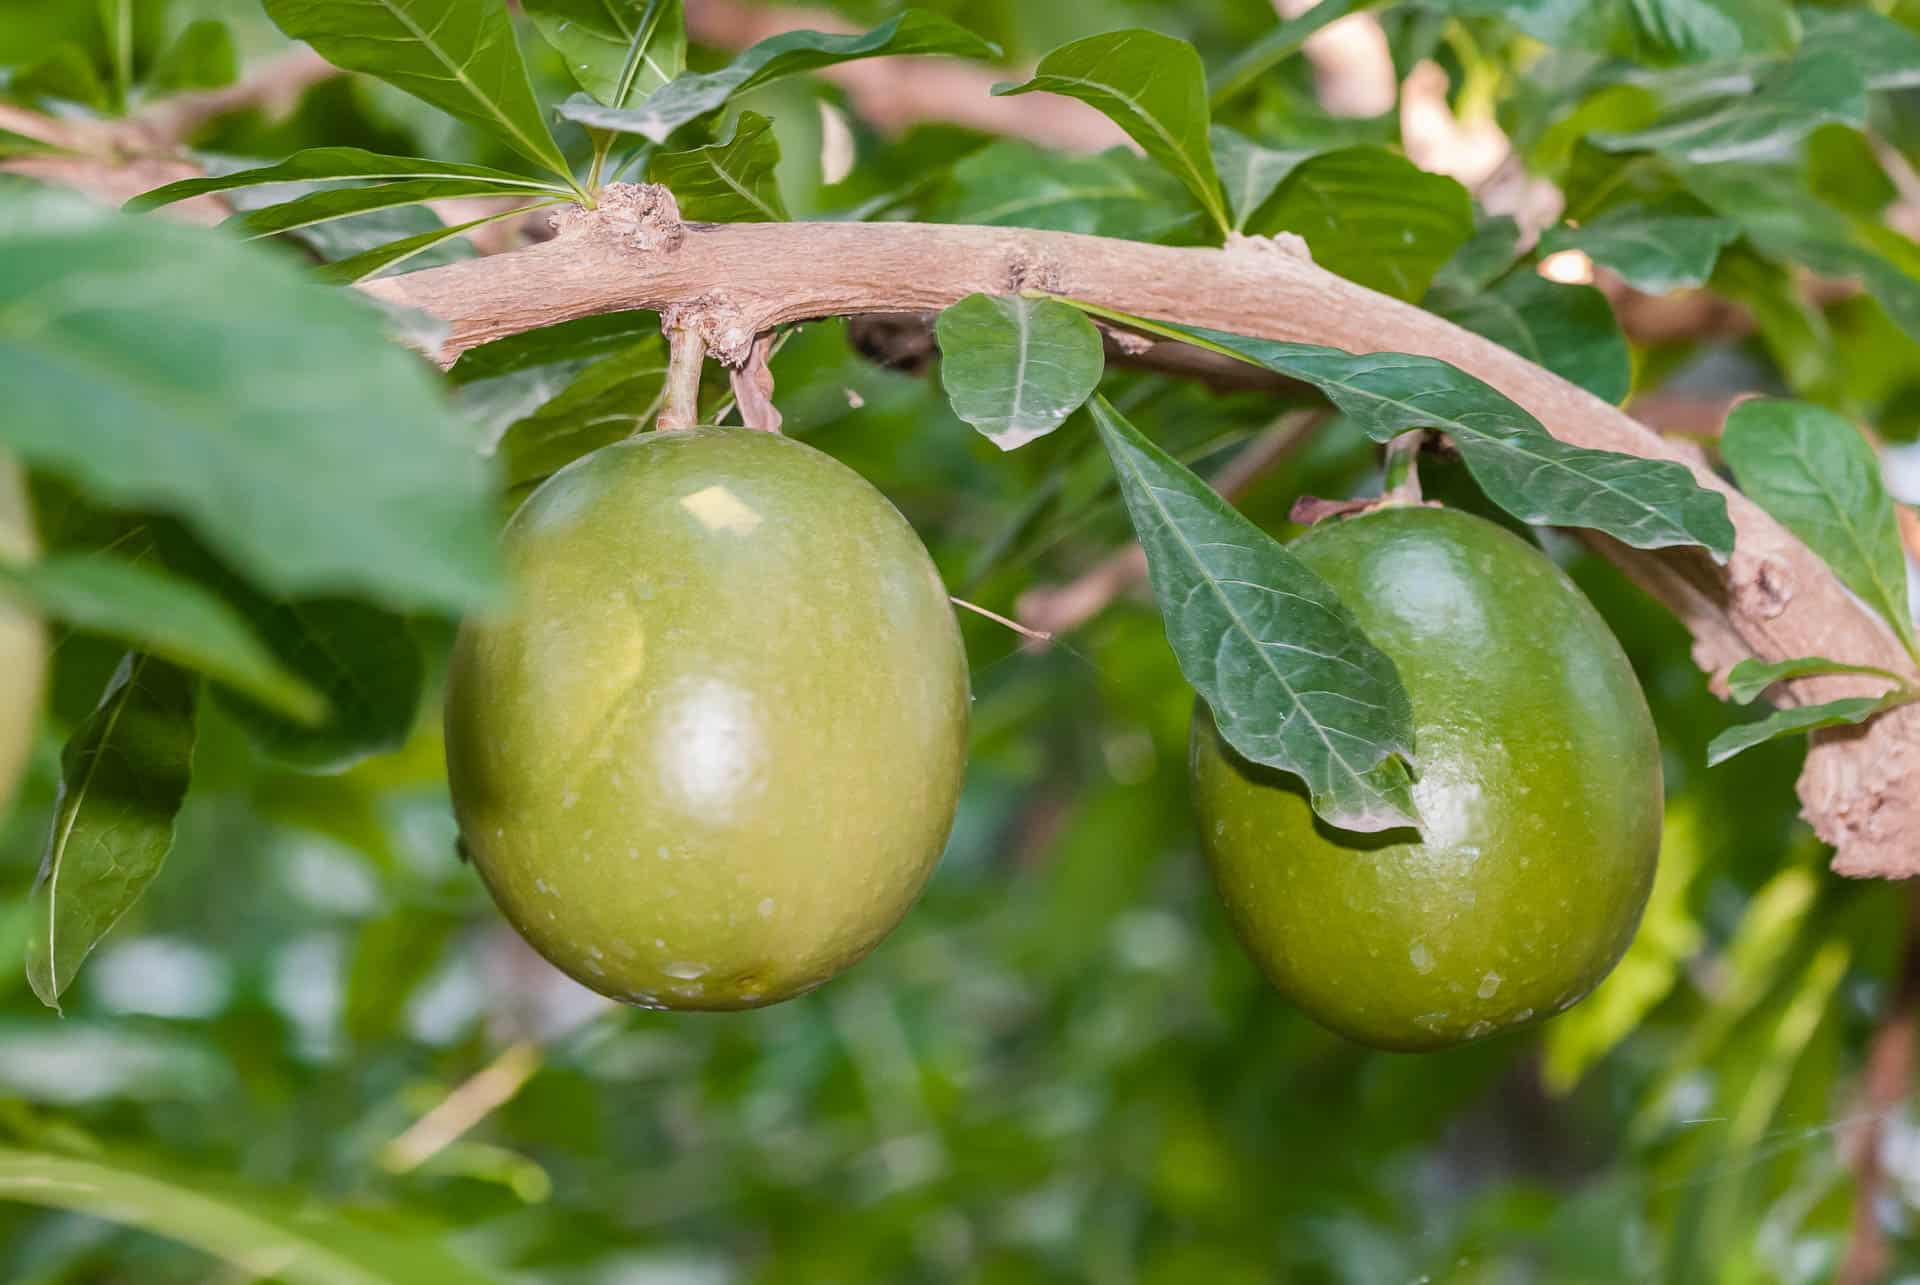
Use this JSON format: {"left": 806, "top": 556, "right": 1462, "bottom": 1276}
{"left": 496, "top": 338, "right": 671, "bottom": 486}
{"left": 1706, "top": 694, "right": 1906, "bottom": 766}
{"left": 314, "top": 200, "right": 563, "bottom": 284}
{"left": 1539, "top": 201, "right": 1738, "bottom": 293}
{"left": 11, "top": 43, "right": 111, "bottom": 112}
{"left": 1431, "top": 214, "right": 1522, "bottom": 293}
{"left": 996, "top": 30, "right": 1230, "bottom": 240}
{"left": 1087, "top": 396, "right": 1419, "bottom": 832}
{"left": 526, "top": 0, "right": 684, "bottom": 108}
{"left": 223, "top": 177, "right": 549, "bottom": 240}
{"left": 0, "top": 554, "right": 322, "bottom": 722}
{"left": 1095, "top": 315, "right": 1734, "bottom": 557}
{"left": 449, "top": 311, "right": 662, "bottom": 383}
{"left": 259, "top": 0, "right": 575, "bottom": 181}
{"left": 1724, "top": 655, "right": 1907, "bottom": 705}
{"left": 1721, "top": 399, "right": 1915, "bottom": 654}
{"left": 1428, "top": 270, "right": 1631, "bottom": 404}
{"left": 25, "top": 654, "right": 197, "bottom": 1010}
{"left": 645, "top": 110, "right": 786, "bottom": 222}
{"left": 1595, "top": 48, "right": 1865, "bottom": 164}
{"left": 1798, "top": 5, "right": 1920, "bottom": 91}
{"left": 558, "top": 10, "right": 997, "bottom": 144}
{"left": 127, "top": 147, "right": 566, "bottom": 214}
{"left": 0, "top": 186, "right": 501, "bottom": 613}
{"left": 146, "top": 19, "right": 235, "bottom": 95}
{"left": 0, "top": 1146, "right": 513, "bottom": 1285}
{"left": 929, "top": 141, "right": 1199, "bottom": 241}
{"left": 1211, "top": 127, "right": 1314, "bottom": 231}
{"left": 1246, "top": 146, "right": 1472, "bottom": 300}
{"left": 936, "top": 294, "right": 1104, "bottom": 450}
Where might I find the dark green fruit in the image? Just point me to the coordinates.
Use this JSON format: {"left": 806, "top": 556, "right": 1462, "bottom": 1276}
{"left": 1190, "top": 506, "right": 1660, "bottom": 1051}
{"left": 446, "top": 428, "right": 969, "bottom": 1009}
{"left": 0, "top": 455, "right": 45, "bottom": 817}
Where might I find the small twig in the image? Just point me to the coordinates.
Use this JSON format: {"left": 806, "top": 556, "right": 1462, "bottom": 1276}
{"left": 1381, "top": 430, "right": 1426, "bottom": 505}
{"left": 381, "top": 1041, "right": 543, "bottom": 1175}
{"left": 657, "top": 318, "right": 707, "bottom": 431}
{"left": 1017, "top": 410, "right": 1326, "bottom": 639}
{"left": 951, "top": 595, "right": 1053, "bottom": 644}
{"left": 728, "top": 330, "right": 783, "bottom": 432}
{"left": 1288, "top": 494, "right": 1377, "bottom": 525}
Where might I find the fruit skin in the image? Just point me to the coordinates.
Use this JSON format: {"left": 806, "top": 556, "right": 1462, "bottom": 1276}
{"left": 1189, "top": 506, "right": 1660, "bottom": 1051}
{"left": 0, "top": 455, "right": 46, "bottom": 817}
{"left": 446, "top": 428, "right": 969, "bottom": 1009}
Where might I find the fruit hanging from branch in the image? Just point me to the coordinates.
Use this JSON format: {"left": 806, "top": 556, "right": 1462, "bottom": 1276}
{"left": 1190, "top": 505, "right": 1662, "bottom": 1050}
{"left": 444, "top": 427, "right": 970, "bottom": 1009}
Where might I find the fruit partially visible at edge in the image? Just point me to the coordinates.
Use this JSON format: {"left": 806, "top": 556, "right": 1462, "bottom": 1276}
{"left": 1190, "top": 505, "right": 1661, "bottom": 1051}
{"left": 445, "top": 428, "right": 970, "bottom": 1009}
{"left": 0, "top": 454, "right": 46, "bottom": 818}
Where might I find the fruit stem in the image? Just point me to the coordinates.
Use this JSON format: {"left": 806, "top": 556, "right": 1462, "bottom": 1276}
{"left": 1382, "top": 431, "right": 1426, "bottom": 506}
{"left": 657, "top": 320, "right": 706, "bottom": 432}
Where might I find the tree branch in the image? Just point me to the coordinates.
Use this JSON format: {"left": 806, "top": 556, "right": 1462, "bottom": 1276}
{"left": 362, "top": 185, "right": 1920, "bottom": 878}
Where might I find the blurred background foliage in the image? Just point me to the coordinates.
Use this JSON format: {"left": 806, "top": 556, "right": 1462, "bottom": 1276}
{"left": 4, "top": 0, "right": 1920, "bottom": 1281}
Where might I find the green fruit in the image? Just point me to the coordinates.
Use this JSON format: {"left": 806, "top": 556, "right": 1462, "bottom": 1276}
{"left": 446, "top": 428, "right": 969, "bottom": 1009}
{"left": 0, "top": 455, "right": 46, "bottom": 817}
{"left": 1190, "top": 506, "right": 1660, "bottom": 1051}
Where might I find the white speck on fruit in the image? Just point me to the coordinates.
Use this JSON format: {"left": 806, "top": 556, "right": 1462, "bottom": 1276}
{"left": 758, "top": 898, "right": 775, "bottom": 918}
{"left": 535, "top": 878, "right": 550, "bottom": 894}
{"left": 589, "top": 946, "right": 604, "bottom": 959}
{"left": 562, "top": 790, "right": 578, "bottom": 809}
{"left": 657, "top": 845, "right": 671, "bottom": 860}
{"left": 680, "top": 484, "right": 763, "bottom": 534}
{"left": 1409, "top": 942, "right": 1435, "bottom": 974}
{"left": 1478, "top": 972, "right": 1502, "bottom": 999}
{"left": 663, "top": 961, "right": 709, "bottom": 980}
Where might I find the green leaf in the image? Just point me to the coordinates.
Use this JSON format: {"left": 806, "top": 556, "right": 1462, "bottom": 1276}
{"left": 258, "top": 0, "right": 575, "bottom": 182}
{"left": 1724, "top": 655, "right": 1908, "bottom": 704}
{"left": 0, "top": 554, "right": 323, "bottom": 723}
{"left": 1595, "top": 48, "right": 1865, "bottom": 164}
{"left": 526, "top": 0, "right": 684, "bottom": 108}
{"left": 1721, "top": 399, "right": 1914, "bottom": 653}
{"left": 995, "top": 30, "right": 1230, "bottom": 240}
{"left": 1706, "top": 694, "right": 1906, "bottom": 766}
{"left": 936, "top": 294, "right": 1104, "bottom": 450}
{"left": 558, "top": 10, "right": 998, "bottom": 144}
{"left": 147, "top": 19, "right": 236, "bottom": 95}
{"left": 1427, "top": 269, "right": 1631, "bottom": 404}
{"left": 1086, "top": 396, "right": 1419, "bottom": 832}
{"left": 496, "top": 338, "right": 671, "bottom": 487}
{"left": 0, "top": 1146, "right": 512, "bottom": 1285}
{"left": 11, "top": 43, "right": 112, "bottom": 112}
{"left": 25, "top": 654, "right": 197, "bottom": 1010}
{"left": 1431, "top": 214, "right": 1522, "bottom": 293}
{"left": 1798, "top": 5, "right": 1920, "bottom": 92}
{"left": 1441, "top": 0, "right": 1796, "bottom": 63}
{"left": 449, "top": 311, "right": 662, "bottom": 383}
{"left": 314, "top": 199, "right": 563, "bottom": 284}
{"left": 1211, "top": 127, "right": 1314, "bottom": 232}
{"left": 127, "top": 147, "right": 570, "bottom": 213}
{"left": 1210, "top": 0, "right": 1386, "bottom": 107}
{"left": 154, "top": 526, "right": 424, "bottom": 773}
{"left": 1077, "top": 311, "right": 1734, "bottom": 557}
{"left": 928, "top": 140, "right": 1200, "bottom": 241}
{"left": 1246, "top": 146, "right": 1472, "bottom": 300}
{"left": 1539, "top": 201, "right": 1739, "bottom": 293}
{"left": 645, "top": 110, "right": 786, "bottom": 222}
{"left": 223, "top": 176, "right": 550, "bottom": 240}
{"left": 0, "top": 186, "right": 501, "bottom": 614}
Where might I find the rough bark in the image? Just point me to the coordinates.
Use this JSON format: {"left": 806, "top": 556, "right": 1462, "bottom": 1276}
{"left": 363, "top": 184, "right": 1920, "bottom": 877}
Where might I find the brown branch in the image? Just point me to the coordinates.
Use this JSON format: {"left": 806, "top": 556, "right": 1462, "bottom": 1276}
{"left": 1018, "top": 411, "right": 1326, "bottom": 639}
{"left": 361, "top": 185, "right": 1920, "bottom": 877}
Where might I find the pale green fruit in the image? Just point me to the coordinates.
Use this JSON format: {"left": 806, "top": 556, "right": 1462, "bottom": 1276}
{"left": 446, "top": 429, "right": 970, "bottom": 1009}
{"left": 0, "top": 454, "right": 45, "bottom": 817}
